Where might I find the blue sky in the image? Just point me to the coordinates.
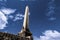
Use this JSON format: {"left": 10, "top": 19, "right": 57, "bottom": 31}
{"left": 0, "top": 0, "right": 60, "bottom": 40}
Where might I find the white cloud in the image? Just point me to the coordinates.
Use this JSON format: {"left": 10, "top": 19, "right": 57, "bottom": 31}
{"left": 8, "top": 15, "right": 14, "bottom": 19}
{"left": 51, "top": 0, "right": 55, "bottom": 2}
{"left": 1, "top": 8, "right": 16, "bottom": 15}
{"left": 0, "top": 0, "right": 7, "bottom": 2}
{"left": 46, "top": 0, "right": 56, "bottom": 21}
{"left": 0, "top": 8, "right": 16, "bottom": 29}
{"left": 13, "top": 16, "right": 23, "bottom": 21}
{"left": 13, "top": 12, "right": 30, "bottom": 21}
{"left": 28, "top": 12, "right": 30, "bottom": 15}
{"left": 4, "top": 0, "right": 7, "bottom": 2}
{"left": 0, "top": 0, "right": 3, "bottom": 1}
{"left": 13, "top": 13, "right": 24, "bottom": 21}
{"left": 33, "top": 36, "right": 40, "bottom": 40}
{"left": 46, "top": 10, "right": 55, "bottom": 16}
{"left": 16, "top": 13, "right": 24, "bottom": 17}
{"left": 0, "top": 7, "right": 30, "bottom": 29}
{"left": 40, "top": 30, "right": 60, "bottom": 40}
{"left": 0, "top": 11, "right": 8, "bottom": 29}
{"left": 48, "top": 17, "right": 56, "bottom": 21}
{"left": 34, "top": 30, "right": 60, "bottom": 40}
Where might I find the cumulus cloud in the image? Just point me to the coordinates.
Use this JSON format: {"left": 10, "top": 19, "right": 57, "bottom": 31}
{"left": 0, "top": 8, "right": 16, "bottom": 29}
{"left": 0, "top": 11, "right": 7, "bottom": 29}
{"left": 34, "top": 30, "right": 60, "bottom": 40}
{"left": 33, "top": 36, "right": 40, "bottom": 40}
{"left": 8, "top": 15, "right": 14, "bottom": 19}
{"left": 0, "top": 0, "right": 7, "bottom": 2}
{"left": 0, "top": 0, "right": 3, "bottom": 1}
{"left": 13, "top": 13, "right": 24, "bottom": 21}
{"left": 4, "top": 0, "right": 7, "bottom": 2}
{"left": 46, "top": 0, "right": 56, "bottom": 21}
{"left": 0, "top": 7, "right": 31, "bottom": 29}
{"left": 40, "top": 30, "right": 60, "bottom": 40}
{"left": 1, "top": 8, "right": 16, "bottom": 15}
{"left": 48, "top": 17, "right": 56, "bottom": 21}
{"left": 13, "top": 12, "right": 30, "bottom": 21}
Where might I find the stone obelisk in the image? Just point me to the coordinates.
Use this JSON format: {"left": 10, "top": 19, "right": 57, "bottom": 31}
{"left": 18, "top": 6, "right": 33, "bottom": 40}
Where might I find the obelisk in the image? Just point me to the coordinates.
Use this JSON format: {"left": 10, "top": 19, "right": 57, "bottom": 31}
{"left": 23, "top": 5, "right": 29, "bottom": 30}
{"left": 18, "top": 6, "right": 33, "bottom": 40}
